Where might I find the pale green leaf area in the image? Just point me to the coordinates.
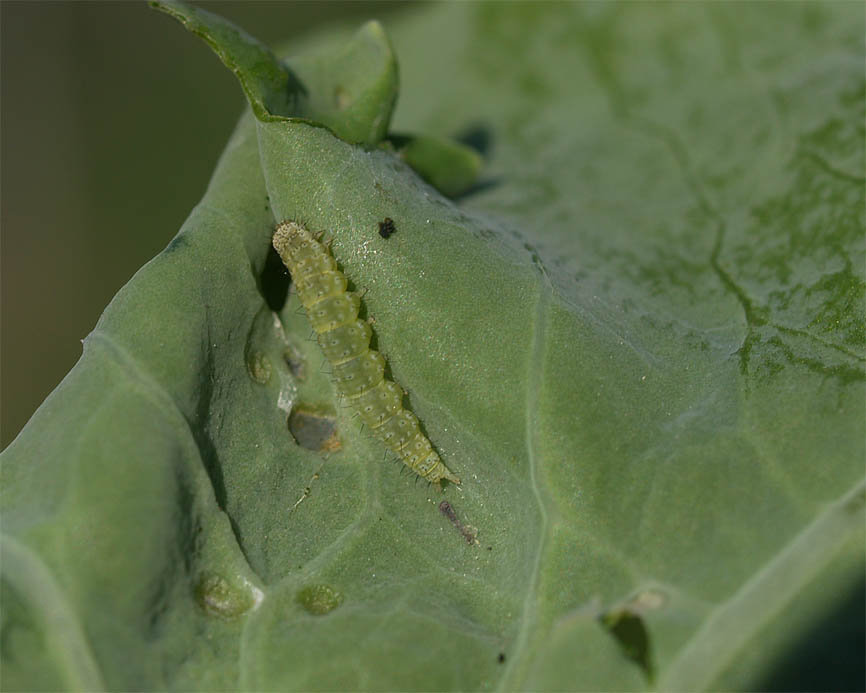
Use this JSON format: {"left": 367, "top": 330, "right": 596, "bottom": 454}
{"left": 1, "top": 2, "right": 864, "bottom": 691}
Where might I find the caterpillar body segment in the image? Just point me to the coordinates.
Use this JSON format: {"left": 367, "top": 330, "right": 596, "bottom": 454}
{"left": 355, "top": 381, "right": 403, "bottom": 427}
{"left": 295, "top": 271, "right": 347, "bottom": 306}
{"left": 317, "top": 320, "right": 371, "bottom": 363}
{"left": 273, "top": 221, "right": 460, "bottom": 487}
{"left": 332, "top": 350, "right": 386, "bottom": 396}
{"left": 308, "top": 294, "right": 361, "bottom": 332}
{"left": 377, "top": 409, "right": 421, "bottom": 450}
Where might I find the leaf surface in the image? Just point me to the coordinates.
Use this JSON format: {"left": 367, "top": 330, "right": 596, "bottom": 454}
{"left": 1, "top": 2, "right": 863, "bottom": 691}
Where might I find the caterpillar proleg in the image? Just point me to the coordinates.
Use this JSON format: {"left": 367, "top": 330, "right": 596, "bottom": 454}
{"left": 273, "top": 221, "right": 460, "bottom": 487}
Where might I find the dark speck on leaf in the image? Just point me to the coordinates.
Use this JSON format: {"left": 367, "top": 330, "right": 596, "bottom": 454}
{"left": 498, "top": 653, "right": 506, "bottom": 663}
{"left": 378, "top": 217, "right": 396, "bottom": 239}
{"left": 439, "top": 500, "right": 475, "bottom": 544}
{"left": 164, "top": 235, "right": 188, "bottom": 254}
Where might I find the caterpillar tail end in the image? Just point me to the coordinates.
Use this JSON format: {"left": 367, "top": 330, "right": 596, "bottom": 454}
{"left": 429, "top": 464, "right": 461, "bottom": 490}
{"left": 443, "top": 467, "right": 461, "bottom": 486}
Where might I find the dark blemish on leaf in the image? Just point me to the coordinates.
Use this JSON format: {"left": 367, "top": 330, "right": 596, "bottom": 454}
{"left": 438, "top": 500, "right": 475, "bottom": 544}
{"left": 284, "top": 348, "right": 305, "bottom": 381}
{"left": 164, "top": 235, "right": 189, "bottom": 254}
{"left": 319, "top": 432, "right": 341, "bottom": 453}
{"left": 439, "top": 499, "right": 458, "bottom": 523}
{"left": 378, "top": 217, "right": 397, "bottom": 239}
{"left": 288, "top": 408, "right": 339, "bottom": 453}
{"left": 498, "top": 653, "right": 506, "bottom": 664}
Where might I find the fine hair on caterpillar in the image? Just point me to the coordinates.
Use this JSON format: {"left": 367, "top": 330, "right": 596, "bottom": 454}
{"left": 272, "top": 220, "right": 460, "bottom": 487}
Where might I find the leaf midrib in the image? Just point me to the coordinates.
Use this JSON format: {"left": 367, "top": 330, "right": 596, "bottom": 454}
{"left": 658, "top": 477, "right": 866, "bottom": 691}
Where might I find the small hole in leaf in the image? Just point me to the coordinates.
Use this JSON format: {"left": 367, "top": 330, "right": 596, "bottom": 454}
{"left": 599, "top": 609, "right": 655, "bottom": 683}
{"left": 261, "top": 245, "right": 290, "bottom": 312}
{"left": 456, "top": 122, "right": 493, "bottom": 158}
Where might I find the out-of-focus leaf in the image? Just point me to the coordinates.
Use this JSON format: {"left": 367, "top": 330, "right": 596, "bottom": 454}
{"left": 149, "top": 0, "right": 293, "bottom": 122}
{"left": 151, "top": 0, "right": 397, "bottom": 145}
{"left": 386, "top": 133, "right": 485, "bottom": 198}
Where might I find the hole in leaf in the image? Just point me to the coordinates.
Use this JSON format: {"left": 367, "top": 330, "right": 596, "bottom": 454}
{"left": 757, "top": 576, "right": 866, "bottom": 692}
{"left": 456, "top": 122, "right": 493, "bottom": 159}
{"left": 260, "top": 245, "right": 290, "bottom": 312}
{"left": 599, "top": 609, "right": 655, "bottom": 683}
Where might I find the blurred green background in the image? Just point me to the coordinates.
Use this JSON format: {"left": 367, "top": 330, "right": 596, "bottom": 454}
{"left": 1, "top": 1, "right": 413, "bottom": 449}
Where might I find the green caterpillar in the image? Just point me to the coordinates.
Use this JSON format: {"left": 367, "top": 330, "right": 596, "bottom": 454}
{"left": 273, "top": 221, "right": 460, "bottom": 487}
